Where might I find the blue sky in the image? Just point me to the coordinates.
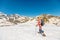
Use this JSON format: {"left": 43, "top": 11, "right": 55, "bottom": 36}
{"left": 0, "top": 0, "right": 60, "bottom": 17}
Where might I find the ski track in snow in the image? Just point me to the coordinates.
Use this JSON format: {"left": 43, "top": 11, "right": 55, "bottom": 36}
{"left": 0, "top": 21, "right": 60, "bottom": 40}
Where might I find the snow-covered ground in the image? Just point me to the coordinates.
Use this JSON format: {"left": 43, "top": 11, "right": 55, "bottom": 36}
{"left": 0, "top": 20, "right": 60, "bottom": 40}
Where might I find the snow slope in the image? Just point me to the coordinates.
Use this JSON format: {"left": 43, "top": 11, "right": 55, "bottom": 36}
{"left": 0, "top": 20, "right": 60, "bottom": 40}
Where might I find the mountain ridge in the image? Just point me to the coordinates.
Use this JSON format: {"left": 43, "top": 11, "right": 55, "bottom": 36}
{"left": 0, "top": 12, "right": 60, "bottom": 26}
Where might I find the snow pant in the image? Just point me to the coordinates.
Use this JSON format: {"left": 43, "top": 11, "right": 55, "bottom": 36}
{"left": 39, "top": 29, "right": 44, "bottom": 33}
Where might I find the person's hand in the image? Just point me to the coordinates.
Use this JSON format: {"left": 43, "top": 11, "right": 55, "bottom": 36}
{"left": 36, "top": 25, "right": 38, "bottom": 27}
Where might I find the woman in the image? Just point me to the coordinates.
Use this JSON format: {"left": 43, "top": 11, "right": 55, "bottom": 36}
{"left": 36, "top": 17, "right": 46, "bottom": 36}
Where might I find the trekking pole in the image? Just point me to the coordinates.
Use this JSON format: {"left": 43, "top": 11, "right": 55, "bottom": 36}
{"left": 35, "top": 25, "right": 37, "bottom": 35}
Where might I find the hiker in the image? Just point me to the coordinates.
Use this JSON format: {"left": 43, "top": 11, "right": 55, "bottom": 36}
{"left": 36, "top": 17, "right": 46, "bottom": 36}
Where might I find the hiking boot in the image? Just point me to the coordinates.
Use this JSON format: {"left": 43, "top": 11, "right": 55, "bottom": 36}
{"left": 42, "top": 33, "right": 46, "bottom": 37}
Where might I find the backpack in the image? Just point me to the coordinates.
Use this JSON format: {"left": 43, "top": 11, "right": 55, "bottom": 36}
{"left": 41, "top": 19, "right": 44, "bottom": 26}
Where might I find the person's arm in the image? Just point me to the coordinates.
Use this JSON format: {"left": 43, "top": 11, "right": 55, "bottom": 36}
{"left": 36, "top": 21, "right": 38, "bottom": 27}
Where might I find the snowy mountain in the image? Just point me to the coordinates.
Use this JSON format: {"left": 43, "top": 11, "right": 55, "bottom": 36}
{"left": 0, "top": 13, "right": 60, "bottom": 40}
{"left": 0, "top": 12, "right": 60, "bottom": 27}
{"left": 0, "top": 12, "right": 31, "bottom": 26}
{"left": 36, "top": 14, "right": 60, "bottom": 27}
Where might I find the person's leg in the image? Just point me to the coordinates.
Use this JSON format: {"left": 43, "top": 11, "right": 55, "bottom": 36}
{"left": 39, "top": 29, "right": 44, "bottom": 33}
{"left": 39, "top": 29, "right": 41, "bottom": 33}
{"left": 41, "top": 30, "right": 46, "bottom": 36}
{"left": 41, "top": 30, "right": 44, "bottom": 33}
{"left": 39, "top": 29, "right": 46, "bottom": 36}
